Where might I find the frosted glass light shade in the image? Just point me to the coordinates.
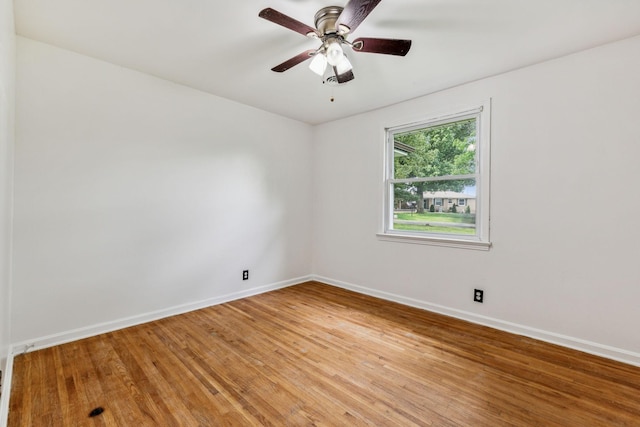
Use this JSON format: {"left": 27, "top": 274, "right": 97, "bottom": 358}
{"left": 335, "top": 55, "right": 352, "bottom": 75}
{"left": 309, "top": 54, "right": 328, "bottom": 76}
{"left": 326, "top": 40, "right": 344, "bottom": 66}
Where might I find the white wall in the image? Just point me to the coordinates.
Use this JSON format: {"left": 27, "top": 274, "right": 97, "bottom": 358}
{"left": 12, "top": 37, "right": 313, "bottom": 344}
{"left": 0, "top": 0, "right": 15, "bottom": 368}
{"left": 312, "top": 35, "right": 640, "bottom": 363}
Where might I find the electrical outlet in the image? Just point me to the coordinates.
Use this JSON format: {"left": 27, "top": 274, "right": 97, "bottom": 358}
{"left": 242, "top": 270, "right": 249, "bottom": 280}
{"left": 474, "top": 289, "right": 484, "bottom": 303}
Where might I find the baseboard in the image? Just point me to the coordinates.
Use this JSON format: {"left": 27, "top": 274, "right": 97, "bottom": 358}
{"left": 11, "top": 275, "right": 312, "bottom": 355}
{"left": 0, "top": 348, "right": 14, "bottom": 427}
{"left": 312, "top": 275, "right": 640, "bottom": 368}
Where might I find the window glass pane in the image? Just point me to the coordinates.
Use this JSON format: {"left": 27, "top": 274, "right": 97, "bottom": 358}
{"left": 392, "top": 179, "right": 476, "bottom": 236}
{"left": 393, "top": 118, "right": 476, "bottom": 179}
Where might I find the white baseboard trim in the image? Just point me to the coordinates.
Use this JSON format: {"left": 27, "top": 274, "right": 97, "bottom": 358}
{"left": 312, "top": 275, "right": 640, "bottom": 368}
{"left": 11, "top": 275, "right": 312, "bottom": 356}
{"left": 0, "top": 348, "right": 14, "bottom": 427}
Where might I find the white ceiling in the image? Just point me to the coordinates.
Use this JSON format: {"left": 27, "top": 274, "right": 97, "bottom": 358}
{"left": 14, "top": 0, "right": 640, "bottom": 125}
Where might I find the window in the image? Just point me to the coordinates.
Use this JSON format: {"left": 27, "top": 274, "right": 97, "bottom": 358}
{"left": 380, "top": 101, "right": 491, "bottom": 249}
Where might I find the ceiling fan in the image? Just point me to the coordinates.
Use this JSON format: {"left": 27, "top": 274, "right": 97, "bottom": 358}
{"left": 259, "top": 0, "right": 412, "bottom": 84}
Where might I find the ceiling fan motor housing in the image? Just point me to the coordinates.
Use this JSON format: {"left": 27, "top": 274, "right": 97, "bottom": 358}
{"left": 314, "top": 6, "right": 344, "bottom": 35}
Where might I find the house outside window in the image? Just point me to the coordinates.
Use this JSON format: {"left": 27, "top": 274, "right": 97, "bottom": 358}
{"left": 380, "top": 101, "right": 491, "bottom": 250}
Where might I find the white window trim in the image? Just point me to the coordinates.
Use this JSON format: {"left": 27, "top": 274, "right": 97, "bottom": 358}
{"left": 378, "top": 100, "right": 492, "bottom": 250}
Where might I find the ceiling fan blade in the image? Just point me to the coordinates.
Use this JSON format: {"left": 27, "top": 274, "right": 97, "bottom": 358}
{"left": 271, "top": 50, "right": 316, "bottom": 72}
{"left": 333, "top": 66, "right": 355, "bottom": 84}
{"left": 335, "top": 0, "right": 382, "bottom": 33}
{"left": 259, "top": 8, "right": 319, "bottom": 37}
{"left": 352, "top": 38, "right": 412, "bottom": 56}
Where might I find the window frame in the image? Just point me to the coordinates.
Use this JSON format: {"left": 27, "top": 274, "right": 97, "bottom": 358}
{"left": 378, "top": 101, "right": 491, "bottom": 250}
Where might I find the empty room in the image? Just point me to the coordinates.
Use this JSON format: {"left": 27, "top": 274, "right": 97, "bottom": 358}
{"left": 1, "top": 0, "right": 640, "bottom": 425}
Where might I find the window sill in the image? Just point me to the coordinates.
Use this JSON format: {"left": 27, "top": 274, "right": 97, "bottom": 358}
{"left": 376, "top": 232, "right": 492, "bottom": 251}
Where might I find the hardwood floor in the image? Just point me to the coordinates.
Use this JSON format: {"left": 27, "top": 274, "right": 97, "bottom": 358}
{"left": 8, "top": 281, "right": 640, "bottom": 426}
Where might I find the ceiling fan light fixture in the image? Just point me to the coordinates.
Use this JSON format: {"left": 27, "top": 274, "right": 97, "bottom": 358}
{"left": 325, "top": 39, "right": 344, "bottom": 66}
{"left": 309, "top": 53, "right": 328, "bottom": 76}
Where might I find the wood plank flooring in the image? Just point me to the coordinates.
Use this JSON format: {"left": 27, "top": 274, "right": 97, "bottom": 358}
{"left": 8, "top": 281, "right": 640, "bottom": 426}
